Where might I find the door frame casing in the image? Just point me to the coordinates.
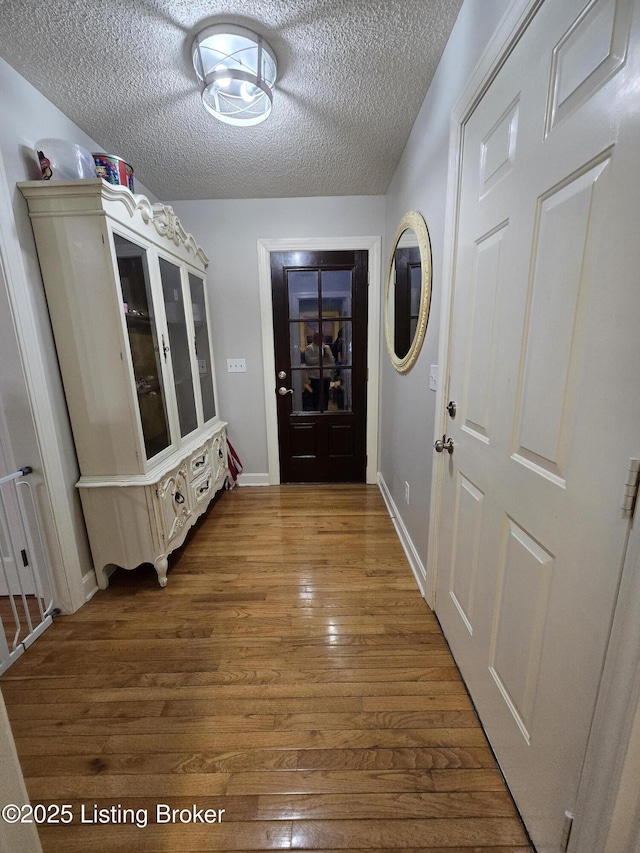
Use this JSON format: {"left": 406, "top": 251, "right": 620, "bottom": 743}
{"left": 257, "top": 236, "right": 381, "bottom": 485}
{"left": 427, "top": 0, "right": 640, "bottom": 844}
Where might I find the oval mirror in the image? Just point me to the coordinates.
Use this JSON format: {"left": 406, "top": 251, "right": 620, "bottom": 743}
{"left": 384, "top": 210, "right": 432, "bottom": 373}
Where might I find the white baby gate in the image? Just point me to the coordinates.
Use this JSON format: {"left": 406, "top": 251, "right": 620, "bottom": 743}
{"left": 0, "top": 466, "right": 56, "bottom": 675}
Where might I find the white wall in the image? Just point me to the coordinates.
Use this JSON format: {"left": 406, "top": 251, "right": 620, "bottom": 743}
{"left": 0, "top": 57, "right": 158, "bottom": 609}
{"left": 170, "top": 196, "right": 385, "bottom": 477}
{"left": 379, "top": 0, "right": 511, "bottom": 593}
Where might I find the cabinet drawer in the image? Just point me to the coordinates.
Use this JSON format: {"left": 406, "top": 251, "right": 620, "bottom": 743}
{"left": 156, "top": 465, "right": 192, "bottom": 546}
{"left": 191, "top": 467, "right": 213, "bottom": 506}
{"left": 189, "top": 446, "right": 209, "bottom": 480}
{"left": 210, "top": 429, "right": 228, "bottom": 486}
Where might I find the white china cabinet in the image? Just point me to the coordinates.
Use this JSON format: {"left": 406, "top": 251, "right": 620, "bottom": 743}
{"left": 19, "top": 179, "right": 227, "bottom": 587}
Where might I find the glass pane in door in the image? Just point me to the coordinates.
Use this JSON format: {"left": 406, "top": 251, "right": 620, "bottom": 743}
{"left": 287, "top": 270, "right": 318, "bottom": 413}
{"left": 288, "top": 270, "right": 318, "bottom": 320}
{"left": 321, "top": 269, "right": 352, "bottom": 317}
{"left": 189, "top": 274, "right": 216, "bottom": 422}
{"left": 159, "top": 258, "right": 197, "bottom": 438}
{"left": 114, "top": 234, "right": 171, "bottom": 460}
{"left": 322, "top": 270, "right": 353, "bottom": 369}
{"left": 287, "top": 268, "right": 356, "bottom": 414}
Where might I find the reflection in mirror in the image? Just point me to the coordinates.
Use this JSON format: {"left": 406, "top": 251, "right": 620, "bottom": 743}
{"left": 384, "top": 211, "right": 432, "bottom": 373}
{"left": 392, "top": 230, "right": 421, "bottom": 359}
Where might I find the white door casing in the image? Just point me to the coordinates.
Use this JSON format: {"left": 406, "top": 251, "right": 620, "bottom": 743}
{"left": 431, "top": 0, "right": 640, "bottom": 850}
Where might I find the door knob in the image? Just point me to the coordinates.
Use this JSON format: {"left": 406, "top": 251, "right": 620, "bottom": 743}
{"left": 278, "top": 386, "right": 293, "bottom": 396}
{"left": 447, "top": 400, "right": 457, "bottom": 418}
{"left": 434, "top": 435, "right": 455, "bottom": 454}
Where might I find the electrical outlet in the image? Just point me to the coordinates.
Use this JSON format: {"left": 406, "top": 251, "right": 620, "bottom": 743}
{"left": 198, "top": 359, "right": 207, "bottom": 375}
{"left": 227, "top": 358, "right": 246, "bottom": 373}
{"left": 405, "top": 481, "right": 410, "bottom": 505}
{"left": 429, "top": 365, "right": 438, "bottom": 391}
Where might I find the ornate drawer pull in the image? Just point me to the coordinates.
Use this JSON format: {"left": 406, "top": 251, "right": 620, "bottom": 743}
{"left": 198, "top": 481, "right": 210, "bottom": 495}
{"left": 194, "top": 457, "right": 206, "bottom": 468}
{"left": 174, "top": 491, "right": 185, "bottom": 504}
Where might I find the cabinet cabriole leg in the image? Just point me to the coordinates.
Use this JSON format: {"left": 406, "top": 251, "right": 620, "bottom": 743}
{"left": 95, "top": 565, "right": 109, "bottom": 590}
{"left": 154, "top": 557, "right": 168, "bottom": 588}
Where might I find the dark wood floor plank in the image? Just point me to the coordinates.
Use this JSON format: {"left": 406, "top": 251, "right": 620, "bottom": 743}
{"left": 1, "top": 679, "right": 468, "bottom": 705}
{"left": 224, "top": 768, "right": 439, "bottom": 795}
{"left": 36, "top": 821, "right": 292, "bottom": 853}
{"left": 252, "top": 791, "right": 519, "bottom": 820}
{"left": 19, "top": 746, "right": 497, "bottom": 777}
{"left": 289, "top": 818, "right": 529, "bottom": 848}
{"left": 14, "top": 727, "right": 489, "bottom": 757}
{"left": 2, "top": 664, "right": 463, "bottom": 688}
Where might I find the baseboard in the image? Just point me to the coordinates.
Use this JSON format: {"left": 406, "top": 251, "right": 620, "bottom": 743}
{"left": 83, "top": 569, "right": 100, "bottom": 602}
{"left": 377, "top": 472, "right": 427, "bottom": 599}
{"left": 237, "top": 473, "right": 270, "bottom": 487}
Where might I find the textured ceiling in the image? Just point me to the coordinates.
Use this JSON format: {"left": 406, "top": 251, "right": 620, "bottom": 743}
{"left": 0, "top": 0, "right": 463, "bottom": 200}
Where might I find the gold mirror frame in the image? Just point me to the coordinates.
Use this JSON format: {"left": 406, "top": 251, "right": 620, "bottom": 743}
{"left": 384, "top": 210, "right": 432, "bottom": 374}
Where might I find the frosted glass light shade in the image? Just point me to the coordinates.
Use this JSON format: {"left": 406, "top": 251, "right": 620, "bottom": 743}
{"left": 192, "top": 25, "right": 277, "bottom": 126}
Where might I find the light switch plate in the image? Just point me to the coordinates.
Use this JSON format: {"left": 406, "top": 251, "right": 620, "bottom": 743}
{"left": 429, "top": 365, "right": 438, "bottom": 391}
{"left": 227, "top": 358, "right": 246, "bottom": 373}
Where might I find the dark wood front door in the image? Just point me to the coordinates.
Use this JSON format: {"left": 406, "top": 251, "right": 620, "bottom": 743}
{"left": 271, "top": 250, "right": 368, "bottom": 483}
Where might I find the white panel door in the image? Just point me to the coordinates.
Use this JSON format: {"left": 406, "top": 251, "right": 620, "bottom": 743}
{"left": 435, "top": 0, "right": 640, "bottom": 850}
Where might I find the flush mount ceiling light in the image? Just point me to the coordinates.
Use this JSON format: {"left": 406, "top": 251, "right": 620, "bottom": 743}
{"left": 192, "top": 24, "right": 277, "bottom": 126}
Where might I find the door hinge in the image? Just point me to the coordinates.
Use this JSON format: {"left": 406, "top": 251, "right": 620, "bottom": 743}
{"left": 560, "top": 810, "right": 574, "bottom": 852}
{"left": 21, "top": 549, "right": 29, "bottom": 567}
{"left": 622, "top": 458, "right": 640, "bottom": 519}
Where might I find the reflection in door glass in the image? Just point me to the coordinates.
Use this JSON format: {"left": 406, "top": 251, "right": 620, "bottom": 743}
{"left": 290, "top": 321, "right": 352, "bottom": 369}
{"left": 290, "top": 319, "right": 315, "bottom": 368}
{"left": 290, "top": 370, "right": 305, "bottom": 413}
{"left": 331, "top": 367, "right": 352, "bottom": 412}
{"left": 159, "top": 258, "right": 197, "bottom": 438}
{"left": 290, "top": 365, "right": 352, "bottom": 414}
{"left": 329, "top": 321, "right": 352, "bottom": 367}
{"left": 302, "top": 332, "right": 333, "bottom": 412}
{"left": 321, "top": 269, "right": 352, "bottom": 317}
{"left": 114, "top": 234, "right": 171, "bottom": 460}
{"left": 288, "top": 270, "right": 319, "bottom": 320}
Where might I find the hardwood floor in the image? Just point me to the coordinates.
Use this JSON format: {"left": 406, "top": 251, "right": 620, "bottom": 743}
{"left": 0, "top": 485, "right": 532, "bottom": 852}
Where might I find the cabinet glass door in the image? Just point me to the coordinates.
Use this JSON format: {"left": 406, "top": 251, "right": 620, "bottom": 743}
{"left": 189, "top": 274, "right": 216, "bottom": 422}
{"left": 114, "top": 234, "right": 171, "bottom": 460}
{"left": 159, "top": 258, "right": 198, "bottom": 438}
